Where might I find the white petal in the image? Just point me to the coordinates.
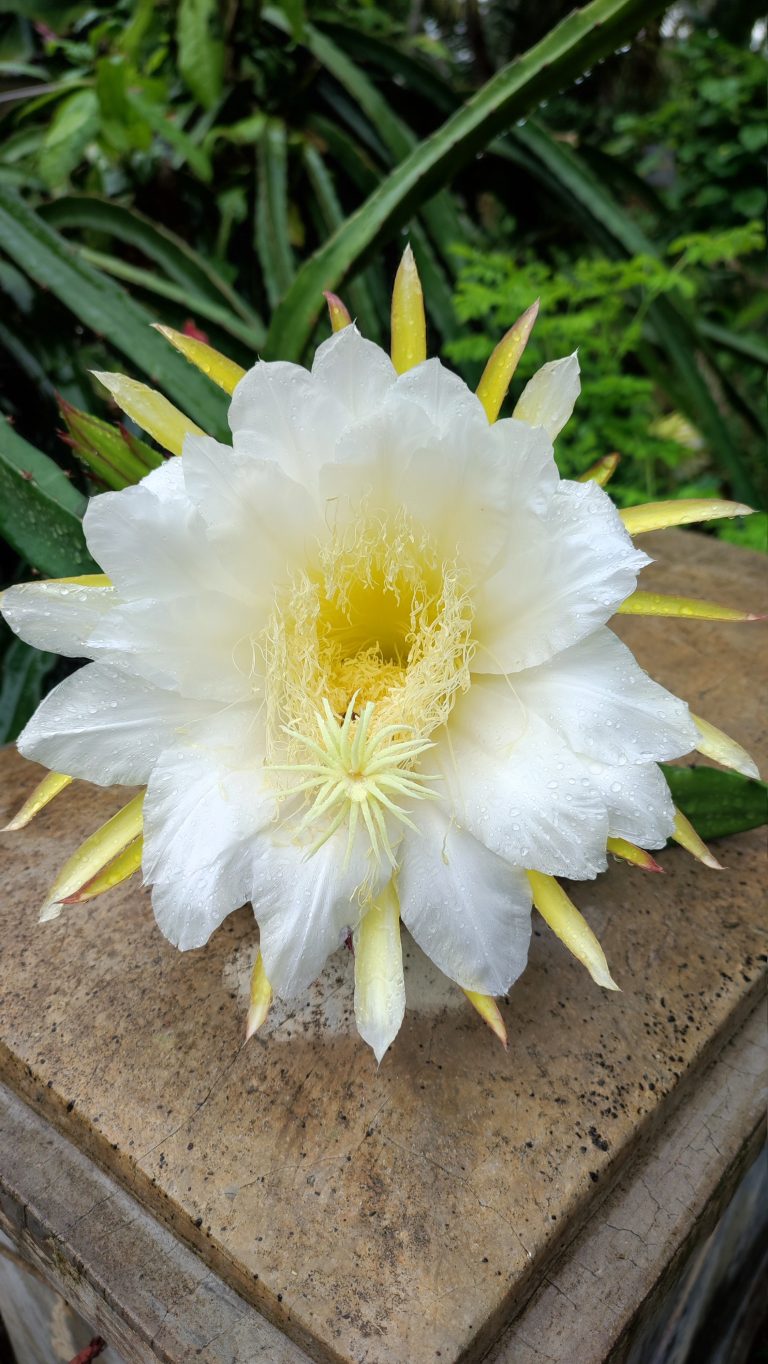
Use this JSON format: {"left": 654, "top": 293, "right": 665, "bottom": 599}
{"left": 513, "top": 352, "right": 580, "bottom": 440}
{"left": 84, "top": 458, "right": 237, "bottom": 602}
{"left": 253, "top": 826, "right": 387, "bottom": 998}
{"left": 143, "top": 714, "right": 274, "bottom": 950}
{"left": 182, "top": 435, "right": 321, "bottom": 587}
{"left": 510, "top": 628, "right": 698, "bottom": 765}
{"left": 321, "top": 403, "right": 554, "bottom": 578}
{"left": 88, "top": 590, "right": 260, "bottom": 702}
{"left": 585, "top": 759, "right": 675, "bottom": 848}
{"left": 436, "top": 678, "right": 609, "bottom": 878}
{"left": 400, "top": 416, "right": 556, "bottom": 574}
{"left": 229, "top": 360, "right": 348, "bottom": 491}
{"left": 311, "top": 325, "right": 397, "bottom": 419}
{"left": 17, "top": 662, "right": 215, "bottom": 785}
{"left": 319, "top": 395, "right": 434, "bottom": 518}
{"left": 475, "top": 479, "right": 648, "bottom": 674}
{"left": 353, "top": 884, "right": 405, "bottom": 1062}
{"left": 397, "top": 803, "right": 532, "bottom": 995}
{"left": 486, "top": 417, "right": 560, "bottom": 516}
{"left": 393, "top": 357, "right": 487, "bottom": 433}
{"left": 1, "top": 580, "right": 116, "bottom": 659}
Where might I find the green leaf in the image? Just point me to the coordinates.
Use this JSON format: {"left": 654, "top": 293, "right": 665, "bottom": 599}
{"left": 272, "top": 0, "right": 305, "bottom": 40}
{"left": 40, "top": 195, "right": 264, "bottom": 339}
{"left": 75, "top": 246, "right": 263, "bottom": 350}
{"left": 264, "top": 0, "right": 672, "bottom": 362}
{"left": 38, "top": 88, "right": 99, "bottom": 188}
{"left": 662, "top": 765, "right": 768, "bottom": 840}
{"left": 698, "top": 320, "right": 768, "bottom": 368}
{"left": 256, "top": 118, "right": 295, "bottom": 309}
{"left": 738, "top": 124, "right": 768, "bottom": 153}
{"left": 0, "top": 189, "right": 228, "bottom": 436}
{"left": 302, "top": 142, "right": 382, "bottom": 341}
{"left": 0, "top": 419, "right": 95, "bottom": 578}
{"left": 124, "top": 89, "right": 212, "bottom": 182}
{"left": 268, "top": 11, "right": 465, "bottom": 291}
{"left": 0, "top": 637, "right": 57, "bottom": 745}
{"left": 177, "top": 0, "right": 225, "bottom": 111}
{"left": 95, "top": 56, "right": 154, "bottom": 156}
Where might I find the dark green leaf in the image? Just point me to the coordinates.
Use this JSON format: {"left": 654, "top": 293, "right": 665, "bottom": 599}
{"left": 41, "top": 195, "right": 264, "bottom": 339}
{"left": 0, "top": 418, "right": 84, "bottom": 515}
{"left": 124, "top": 90, "right": 212, "bottom": 182}
{"left": 0, "top": 189, "right": 228, "bottom": 436}
{"left": 0, "top": 419, "right": 95, "bottom": 577}
{"left": 38, "top": 88, "right": 99, "bottom": 188}
{"left": 177, "top": 0, "right": 225, "bottom": 111}
{"left": 256, "top": 118, "right": 295, "bottom": 308}
{"left": 0, "top": 637, "right": 57, "bottom": 744}
{"left": 75, "top": 246, "right": 263, "bottom": 350}
{"left": 268, "top": 11, "right": 467, "bottom": 283}
{"left": 662, "top": 765, "right": 768, "bottom": 840}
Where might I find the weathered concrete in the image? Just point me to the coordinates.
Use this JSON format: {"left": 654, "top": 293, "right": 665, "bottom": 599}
{"left": 0, "top": 530, "right": 765, "bottom": 1363}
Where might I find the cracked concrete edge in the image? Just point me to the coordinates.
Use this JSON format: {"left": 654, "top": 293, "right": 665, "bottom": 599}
{"left": 0, "top": 1081, "right": 313, "bottom": 1364}
{"left": 483, "top": 1001, "right": 767, "bottom": 1364}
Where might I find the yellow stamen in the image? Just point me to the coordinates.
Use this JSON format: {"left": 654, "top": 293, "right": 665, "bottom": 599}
{"left": 671, "top": 807, "right": 723, "bottom": 870}
{"left": 152, "top": 325, "right": 245, "bottom": 395}
{"left": 691, "top": 713, "right": 760, "bottom": 780}
{"left": 577, "top": 453, "right": 620, "bottom": 487}
{"left": 3, "top": 770, "right": 72, "bottom": 832}
{"left": 264, "top": 511, "right": 474, "bottom": 803}
{"left": 527, "top": 871, "right": 619, "bottom": 991}
{"left": 617, "top": 590, "right": 761, "bottom": 621}
{"left": 324, "top": 291, "right": 352, "bottom": 333}
{"left": 353, "top": 883, "right": 404, "bottom": 1063}
{"left": 462, "top": 989, "right": 508, "bottom": 1047}
{"left": 39, "top": 792, "right": 145, "bottom": 921}
{"left": 475, "top": 300, "right": 539, "bottom": 423}
{"left": 61, "top": 835, "right": 143, "bottom": 904}
{"left": 620, "top": 498, "right": 753, "bottom": 536}
{"left": 245, "top": 950, "right": 273, "bottom": 1040}
{"left": 391, "top": 244, "right": 426, "bottom": 375}
{"left": 606, "top": 836, "right": 663, "bottom": 872}
{"left": 91, "top": 372, "right": 204, "bottom": 456}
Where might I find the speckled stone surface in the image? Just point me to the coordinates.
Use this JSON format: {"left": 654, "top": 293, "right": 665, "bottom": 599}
{"left": 0, "top": 530, "right": 765, "bottom": 1364}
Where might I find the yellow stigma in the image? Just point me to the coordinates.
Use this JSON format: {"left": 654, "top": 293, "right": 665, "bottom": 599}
{"left": 272, "top": 697, "right": 438, "bottom": 868}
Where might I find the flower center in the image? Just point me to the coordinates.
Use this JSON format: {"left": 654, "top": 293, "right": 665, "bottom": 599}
{"left": 264, "top": 508, "right": 474, "bottom": 866}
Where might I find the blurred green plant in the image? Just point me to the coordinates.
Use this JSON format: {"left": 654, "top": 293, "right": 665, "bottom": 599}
{"left": 448, "top": 221, "right": 766, "bottom": 507}
{"left": 606, "top": 30, "right": 767, "bottom": 232}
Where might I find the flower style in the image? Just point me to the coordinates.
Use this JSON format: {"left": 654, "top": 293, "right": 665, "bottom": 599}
{"left": 1, "top": 248, "right": 760, "bottom": 1062}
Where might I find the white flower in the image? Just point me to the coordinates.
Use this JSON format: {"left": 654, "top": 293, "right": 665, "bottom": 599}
{"left": 1, "top": 250, "right": 757, "bottom": 1062}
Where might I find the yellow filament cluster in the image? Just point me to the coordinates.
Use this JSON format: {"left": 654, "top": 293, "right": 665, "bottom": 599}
{"left": 273, "top": 697, "right": 438, "bottom": 869}
{"left": 264, "top": 508, "right": 474, "bottom": 772}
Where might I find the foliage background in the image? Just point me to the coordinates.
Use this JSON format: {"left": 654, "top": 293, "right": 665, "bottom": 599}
{"left": 0, "top": 0, "right": 765, "bottom": 740}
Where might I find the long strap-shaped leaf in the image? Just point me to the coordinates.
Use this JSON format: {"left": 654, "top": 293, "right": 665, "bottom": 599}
{"left": 0, "top": 188, "right": 228, "bottom": 437}
{"left": 265, "top": 9, "right": 468, "bottom": 277}
{"left": 264, "top": 0, "right": 670, "bottom": 362}
{"left": 301, "top": 143, "right": 383, "bottom": 343}
{"left": 256, "top": 118, "right": 295, "bottom": 310}
{"left": 0, "top": 420, "right": 95, "bottom": 577}
{"left": 40, "top": 195, "right": 264, "bottom": 337}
